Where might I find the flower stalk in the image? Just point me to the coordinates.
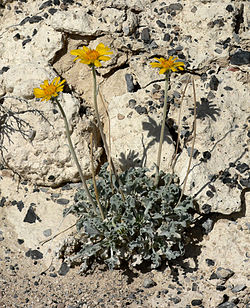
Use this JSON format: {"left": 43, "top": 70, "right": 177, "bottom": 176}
{"left": 55, "top": 99, "right": 97, "bottom": 214}
{"left": 154, "top": 71, "right": 170, "bottom": 186}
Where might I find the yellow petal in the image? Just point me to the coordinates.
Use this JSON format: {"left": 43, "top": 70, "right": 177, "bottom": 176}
{"left": 159, "top": 68, "right": 167, "bottom": 74}
{"left": 99, "top": 55, "right": 111, "bottom": 61}
{"left": 34, "top": 88, "right": 45, "bottom": 98}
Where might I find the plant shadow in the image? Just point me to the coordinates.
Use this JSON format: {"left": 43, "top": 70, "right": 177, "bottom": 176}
{"left": 118, "top": 115, "right": 173, "bottom": 171}
{"left": 189, "top": 98, "right": 220, "bottom": 121}
{"left": 0, "top": 96, "right": 51, "bottom": 170}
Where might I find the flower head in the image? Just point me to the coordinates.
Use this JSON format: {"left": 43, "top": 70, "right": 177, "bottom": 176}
{"left": 150, "top": 56, "right": 184, "bottom": 74}
{"left": 33, "top": 77, "right": 65, "bottom": 102}
{"left": 70, "top": 43, "right": 113, "bottom": 67}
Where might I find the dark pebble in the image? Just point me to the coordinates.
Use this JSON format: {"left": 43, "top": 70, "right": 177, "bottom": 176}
{"left": 135, "top": 106, "right": 148, "bottom": 115}
{"left": 203, "top": 151, "right": 211, "bottom": 161}
{"left": 168, "top": 3, "right": 183, "bottom": 11}
{"left": 48, "top": 175, "right": 55, "bottom": 182}
{"left": 58, "top": 262, "right": 69, "bottom": 276}
{"left": 39, "top": 0, "right": 52, "bottom": 9}
{"left": 224, "top": 86, "right": 233, "bottom": 91}
{"left": 43, "top": 13, "right": 49, "bottom": 18}
{"left": 49, "top": 272, "right": 57, "bottom": 277}
{"left": 54, "top": 0, "right": 60, "bottom": 4}
{"left": 23, "top": 206, "right": 41, "bottom": 223}
{"left": 216, "top": 267, "right": 234, "bottom": 280}
{"left": 240, "top": 178, "right": 250, "bottom": 187}
{"left": 141, "top": 28, "right": 150, "bottom": 43}
{"left": 205, "top": 259, "right": 215, "bottom": 266}
{"left": 20, "top": 16, "right": 30, "bottom": 25}
{"left": 170, "top": 297, "right": 181, "bottom": 304}
{"left": 191, "top": 299, "right": 202, "bottom": 306}
{"left": 17, "top": 201, "right": 24, "bottom": 212}
{"left": 0, "top": 197, "right": 6, "bottom": 207}
{"left": 209, "top": 272, "right": 218, "bottom": 280}
{"left": 48, "top": 8, "right": 57, "bottom": 15}
{"left": 57, "top": 198, "right": 70, "bottom": 205}
{"left": 226, "top": 5, "right": 234, "bottom": 12}
{"left": 187, "top": 147, "right": 199, "bottom": 158}
{"left": 216, "top": 285, "right": 226, "bottom": 291}
{"left": 192, "top": 283, "right": 198, "bottom": 291}
{"left": 32, "top": 28, "right": 38, "bottom": 36}
{"left": 0, "top": 66, "right": 10, "bottom": 75}
{"left": 230, "top": 50, "right": 250, "bottom": 66}
{"left": 125, "top": 74, "right": 135, "bottom": 92}
{"left": 29, "top": 16, "right": 43, "bottom": 24}
{"left": 236, "top": 162, "right": 249, "bottom": 173}
{"left": 13, "top": 33, "right": 21, "bottom": 40}
{"left": 17, "top": 239, "right": 24, "bottom": 245}
{"left": 231, "top": 284, "right": 246, "bottom": 293}
{"left": 163, "top": 33, "right": 171, "bottom": 41}
{"left": 25, "top": 249, "right": 43, "bottom": 260}
{"left": 143, "top": 278, "right": 156, "bottom": 288}
{"left": 201, "top": 203, "right": 211, "bottom": 214}
{"left": 156, "top": 20, "right": 166, "bottom": 28}
{"left": 209, "top": 75, "right": 219, "bottom": 91}
{"left": 206, "top": 190, "right": 214, "bottom": 198}
{"left": 22, "top": 38, "right": 32, "bottom": 47}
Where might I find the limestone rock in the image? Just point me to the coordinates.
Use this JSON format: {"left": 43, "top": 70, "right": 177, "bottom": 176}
{"left": 108, "top": 89, "right": 175, "bottom": 172}
{"left": 1, "top": 93, "right": 102, "bottom": 187}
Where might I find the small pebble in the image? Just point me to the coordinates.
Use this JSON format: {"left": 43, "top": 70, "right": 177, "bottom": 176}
{"left": 57, "top": 198, "right": 70, "bottom": 205}
{"left": 58, "top": 262, "right": 69, "bottom": 276}
{"left": 216, "top": 285, "right": 226, "bottom": 291}
{"left": 231, "top": 284, "right": 246, "bottom": 293}
{"left": 125, "top": 74, "right": 134, "bottom": 92}
{"left": 205, "top": 259, "right": 215, "bottom": 266}
{"left": 216, "top": 267, "right": 234, "bottom": 280}
{"left": 191, "top": 299, "right": 202, "bottom": 306}
{"left": 143, "top": 278, "right": 156, "bottom": 288}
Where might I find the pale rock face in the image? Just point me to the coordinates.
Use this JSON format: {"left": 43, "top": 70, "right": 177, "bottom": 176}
{"left": 1, "top": 93, "right": 102, "bottom": 187}
{"left": 108, "top": 90, "right": 175, "bottom": 172}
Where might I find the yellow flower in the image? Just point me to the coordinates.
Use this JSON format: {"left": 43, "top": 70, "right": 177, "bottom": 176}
{"left": 33, "top": 77, "right": 65, "bottom": 101}
{"left": 150, "top": 56, "right": 184, "bottom": 74}
{"left": 70, "top": 43, "right": 113, "bottom": 67}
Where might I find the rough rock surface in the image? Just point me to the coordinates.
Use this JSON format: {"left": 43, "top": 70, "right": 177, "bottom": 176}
{"left": 0, "top": 0, "right": 249, "bottom": 306}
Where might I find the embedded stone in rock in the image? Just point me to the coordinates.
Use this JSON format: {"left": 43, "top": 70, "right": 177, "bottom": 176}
{"left": 17, "top": 239, "right": 24, "bottom": 245}
{"left": 205, "top": 258, "right": 215, "bottom": 266}
{"left": 236, "top": 163, "right": 249, "bottom": 173}
{"left": 141, "top": 28, "right": 151, "bottom": 43}
{"left": 29, "top": 16, "right": 44, "bottom": 24}
{"left": 17, "top": 201, "right": 24, "bottom": 212}
{"left": 143, "top": 278, "right": 157, "bottom": 288}
{"left": 230, "top": 50, "right": 250, "bottom": 66}
{"left": 231, "top": 284, "right": 246, "bottom": 293}
{"left": 191, "top": 299, "right": 203, "bottom": 306}
{"left": 216, "top": 267, "right": 234, "bottom": 280}
{"left": 58, "top": 262, "right": 69, "bottom": 276}
{"left": 125, "top": 74, "right": 135, "bottom": 92}
{"left": 39, "top": 1, "right": 52, "bottom": 9}
{"left": 23, "top": 206, "right": 41, "bottom": 223}
{"left": 56, "top": 198, "right": 70, "bottom": 205}
{"left": 210, "top": 75, "right": 219, "bottom": 91}
{"left": 25, "top": 249, "right": 43, "bottom": 260}
{"left": 43, "top": 229, "right": 52, "bottom": 237}
{"left": 0, "top": 197, "right": 6, "bottom": 207}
